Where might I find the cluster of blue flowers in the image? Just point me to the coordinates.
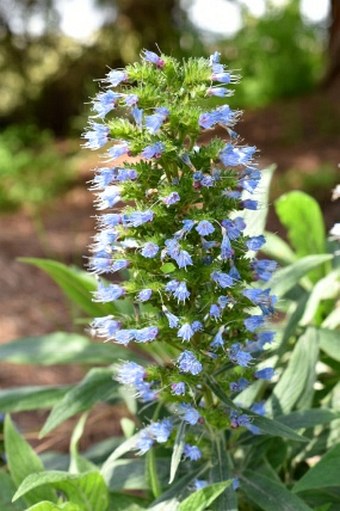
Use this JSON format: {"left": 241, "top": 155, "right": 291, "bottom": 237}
{"left": 84, "top": 50, "right": 277, "bottom": 468}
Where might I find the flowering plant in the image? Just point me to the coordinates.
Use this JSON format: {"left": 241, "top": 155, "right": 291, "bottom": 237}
{"left": 84, "top": 49, "right": 278, "bottom": 490}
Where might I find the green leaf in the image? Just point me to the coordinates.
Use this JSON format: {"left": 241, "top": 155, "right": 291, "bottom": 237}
{"left": 247, "top": 413, "right": 308, "bottom": 442}
{"left": 0, "top": 386, "right": 69, "bottom": 413}
{"left": 210, "top": 436, "right": 237, "bottom": 511}
{"left": 269, "top": 254, "right": 333, "bottom": 297}
{"left": 25, "top": 503, "right": 81, "bottom": 511}
{"left": 169, "top": 421, "right": 186, "bottom": 484}
{"left": 275, "top": 191, "right": 326, "bottom": 257}
{"left": 100, "top": 431, "right": 141, "bottom": 478}
{"left": 69, "top": 414, "right": 97, "bottom": 474}
{"left": 0, "top": 332, "right": 134, "bottom": 366}
{"left": 13, "top": 471, "right": 109, "bottom": 511}
{"left": 179, "top": 481, "right": 232, "bottom": 511}
{"left": 262, "top": 231, "right": 296, "bottom": 265}
{"left": 146, "top": 448, "right": 162, "bottom": 499}
{"left": 268, "top": 328, "right": 319, "bottom": 416}
{"left": 278, "top": 294, "right": 309, "bottom": 354}
{"left": 241, "top": 470, "right": 312, "bottom": 511}
{"left": 103, "top": 457, "right": 169, "bottom": 492}
{"left": 41, "top": 368, "right": 117, "bottom": 436}
{"left": 275, "top": 191, "right": 327, "bottom": 282}
{"left": 108, "top": 493, "right": 147, "bottom": 510}
{"left": 148, "top": 465, "right": 209, "bottom": 510}
{"left": 19, "top": 258, "right": 113, "bottom": 317}
{"left": 242, "top": 164, "right": 275, "bottom": 237}
{"left": 4, "top": 415, "right": 57, "bottom": 507}
{"left": 293, "top": 444, "right": 340, "bottom": 493}
{"left": 160, "top": 263, "right": 176, "bottom": 274}
{"left": 0, "top": 471, "right": 24, "bottom": 511}
{"left": 319, "top": 328, "right": 340, "bottom": 362}
{"left": 300, "top": 270, "right": 340, "bottom": 326}
{"left": 276, "top": 409, "right": 339, "bottom": 430}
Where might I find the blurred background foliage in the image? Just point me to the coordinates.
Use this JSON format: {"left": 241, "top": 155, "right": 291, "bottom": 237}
{"left": 0, "top": 0, "right": 339, "bottom": 211}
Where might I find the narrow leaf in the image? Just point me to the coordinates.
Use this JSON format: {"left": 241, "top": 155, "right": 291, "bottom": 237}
{"left": 25, "top": 503, "right": 81, "bottom": 511}
{"left": 210, "top": 436, "right": 237, "bottom": 510}
{"left": 269, "top": 254, "right": 333, "bottom": 298}
{"left": 268, "top": 328, "right": 319, "bottom": 416}
{"left": 13, "top": 471, "right": 109, "bottom": 511}
{"left": 146, "top": 448, "right": 162, "bottom": 498}
{"left": 179, "top": 481, "right": 232, "bottom": 511}
{"left": 0, "top": 332, "right": 133, "bottom": 366}
{"left": 41, "top": 368, "right": 117, "bottom": 436}
{"left": 169, "top": 421, "right": 186, "bottom": 484}
{"left": 0, "top": 386, "right": 69, "bottom": 413}
{"left": 262, "top": 231, "right": 296, "bottom": 265}
{"left": 319, "top": 328, "right": 340, "bottom": 362}
{"left": 293, "top": 444, "right": 340, "bottom": 493}
{"left": 69, "top": 413, "right": 97, "bottom": 474}
{"left": 276, "top": 409, "right": 339, "bottom": 430}
{"left": 241, "top": 470, "right": 312, "bottom": 511}
{"left": 4, "top": 416, "right": 57, "bottom": 507}
{"left": 248, "top": 413, "right": 308, "bottom": 442}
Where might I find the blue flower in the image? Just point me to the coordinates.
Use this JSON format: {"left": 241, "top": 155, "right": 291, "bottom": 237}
{"left": 113, "top": 329, "right": 137, "bottom": 345}
{"left": 230, "top": 410, "right": 252, "bottom": 429}
{"left": 90, "top": 167, "right": 116, "bottom": 189}
{"left": 232, "top": 478, "right": 240, "bottom": 491}
{"left": 132, "top": 106, "right": 143, "bottom": 126}
{"left": 177, "top": 350, "right": 202, "bottom": 375}
{"left": 221, "top": 232, "right": 234, "bottom": 259}
{"left": 91, "top": 315, "right": 121, "bottom": 340}
{"left": 255, "top": 367, "right": 275, "bottom": 380}
{"left": 244, "top": 314, "right": 265, "bottom": 332}
{"left": 201, "top": 175, "right": 215, "bottom": 187}
{"left": 95, "top": 186, "right": 121, "bottom": 209}
{"left": 211, "top": 70, "right": 232, "bottom": 83}
{"left": 171, "top": 382, "right": 186, "bottom": 396}
{"left": 165, "top": 279, "right": 180, "bottom": 293}
{"left": 135, "top": 429, "right": 154, "bottom": 454}
{"left": 141, "top": 142, "right": 165, "bottom": 159}
{"left": 199, "top": 105, "right": 235, "bottom": 129}
{"left": 210, "top": 328, "right": 224, "bottom": 349}
{"left": 88, "top": 251, "right": 113, "bottom": 274}
{"left": 250, "top": 401, "right": 266, "bottom": 416}
{"left": 196, "top": 220, "right": 215, "bottom": 236}
{"left": 209, "top": 304, "right": 221, "bottom": 320}
{"left": 122, "top": 210, "right": 154, "bottom": 227}
{"left": 116, "top": 168, "right": 138, "bottom": 182}
{"left": 135, "top": 326, "right": 159, "bottom": 343}
{"left": 257, "top": 331, "right": 275, "bottom": 346}
{"left": 98, "top": 213, "right": 122, "bottom": 228}
{"left": 137, "top": 289, "right": 153, "bottom": 302}
{"left": 209, "top": 51, "right": 221, "bottom": 65}
{"left": 141, "top": 242, "right": 159, "bottom": 258}
{"left": 142, "top": 49, "right": 165, "bottom": 68}
{"left": 124, "top": 94, "right": 139, "bottom": 106}
{"left": 116, "top": 361, "right": 146, "bottom": 386}
{"left": 252, "top": 259, "right": 277, "bottom": 281}
{"left": 219, "top": 144, "right": 256, "bottom": 167}
{"left": 242, "top": 199, "right": 258, "bottom": 210}
{"left": 211, "top": 271, "right": 234, "bottom": 289}
{"left": 173, "top": 281, "right": 191, "bottom": 303}
{"left": 162, "top": 191, "right": 180, "bottom": 206}
{"left": 105, "top": 69, "right": 128, "bottom": 86}
{"left": 177, "top": 323, "right": 195, "bottom": 342}
{"left": 145, "top": 107, "right": 169, "bottom": 134}
{"left": 229, "top": 265, "right": 241, "bottom": 282}
{"left": 229, "top": 343, "right": 253, "bottom": 367}
{"left": 183, "top": 444, "right": 202, "bottom": 461}
{"left": 242, "top": 288, "right": 276, "bottom": 315}
{"left": 83, "top": 123, "right": 109, "bottom": 150}
{"left": 174, "top": 250, "right": 193, "bottom": 269}
{"left": 229, "top": 377, "right": 249, "bottom": 392}
{"left": 136, "top": 381, "right": 157, "bottom": 402}
{"left": 93, "top": 283, "right": 125, "bottom": 302}
{"left": 217, "top": 296, "right": 229, "bottom": 309}
{"left": 207, "top": 87, "right": 232, "bottom": 97}
{"left": 191, "top": 320, "right": 203, "bottom": 332}
{"left": 177, "top": 403, "right": 201, "bottom": 425}
{"left": 111, "top": 259, "right": 129, "bottom": 272}
{"left": 221, "top": 217, "right": 245, "bottom": 240}
{"left": 246, "top": 235, "right": 266, "bottom": 251}
{"left": 92, "top": 90, "right": 120, "bottom": 118}
{"left": 162, "top": 306, "right": 180, "bottom": 328}
{"left": 107, "top": 142, "right": 130, "bottom": 160}
{"left": 148, "top": 418, "right": 173, "bottom": 442}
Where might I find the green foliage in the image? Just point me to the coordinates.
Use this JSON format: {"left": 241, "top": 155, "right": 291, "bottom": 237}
{"left": 0, "top": 125, "right": 74, "bottom": 211}
{"left": 222, "top": 1, "right": 324, "bottom": 108}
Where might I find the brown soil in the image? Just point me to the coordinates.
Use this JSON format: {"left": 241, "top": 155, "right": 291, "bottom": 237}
{"left": 0, "top": 84, "right": 339, "bottom": 453}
